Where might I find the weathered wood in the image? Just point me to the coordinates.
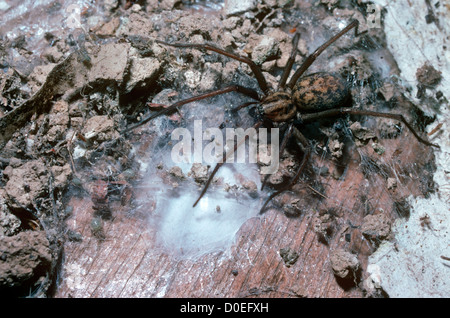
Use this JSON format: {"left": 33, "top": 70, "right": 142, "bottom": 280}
{"left": 56, "top": 129, "right": 434, "bottom": 298}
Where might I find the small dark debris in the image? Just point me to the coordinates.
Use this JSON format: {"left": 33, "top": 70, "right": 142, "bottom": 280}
{"left": 394, "top": 199, "right": 411, "bottom": 219}
{"left": 66, "top": 230, "right": 83, "bottom": 242}
{"left": 416, "top": 62, "right": 442, "bottom": 88}
{"left": 279, "top": 247, "right": 299, "bottom": 267}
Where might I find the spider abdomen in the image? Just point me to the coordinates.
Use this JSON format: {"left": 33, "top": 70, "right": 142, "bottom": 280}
{"left": 292, "top": 72, "right": 350, "bottom": 113}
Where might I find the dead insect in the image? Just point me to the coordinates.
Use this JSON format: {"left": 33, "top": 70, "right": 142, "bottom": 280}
{"left": 123, "top": 19, "right": 439, "bottom": 213}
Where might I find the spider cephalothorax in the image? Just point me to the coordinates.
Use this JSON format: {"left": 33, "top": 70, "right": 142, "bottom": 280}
{"left": 258, "top": 91, "right": 296, "bottom": 122}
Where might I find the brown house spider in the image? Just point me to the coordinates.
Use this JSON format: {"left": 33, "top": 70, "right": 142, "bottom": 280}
{"left": 123, "top": 19, "right": 439, "bottom": 213}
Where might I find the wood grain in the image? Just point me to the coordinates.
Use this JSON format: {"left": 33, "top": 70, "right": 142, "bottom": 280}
{"left": 56, "top": 123, "right": 435, "bottom": 297}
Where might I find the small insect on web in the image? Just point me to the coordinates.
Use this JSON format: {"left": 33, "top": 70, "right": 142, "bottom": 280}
{"left": 122, "top": 19, "right": 439, "bottom": 214}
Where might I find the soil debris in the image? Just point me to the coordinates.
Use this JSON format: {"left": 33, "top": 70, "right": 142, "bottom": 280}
{"left": 313, "top": 209, "right": 337, "bottom": 243}
{"left": 3, "top": 159, "right": 48, "bottom": 209}
{"left": 349, "top": 121, "right": 377, "bottom": 146}
{"left": 416, "top": 62, "right": 442, "bottom": 88}
{"left": 361, "top": 212, "right": 392, "bottom": 243}
{"left": 188, "top": 163, "right": 210, "bottom": 184}
{"left": 279, "top": 247, "right": 299, "bottom": 267}
{"left": 329, "top": 248, "right": 360, "bottom": 279}
{"left": 0, "top": 230, "right": 52, "bottom": 296}
{"left": 169, "top": 166, "right": 185, "bottom": 180}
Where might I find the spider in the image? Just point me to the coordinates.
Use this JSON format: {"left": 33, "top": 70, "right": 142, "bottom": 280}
{"left": 122, "top": 19, "right": 439, "bottom": 213}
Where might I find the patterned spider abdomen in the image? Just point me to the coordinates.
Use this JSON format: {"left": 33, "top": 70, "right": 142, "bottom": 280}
{"left": 292, "top": 73, "right": 350, "bottom": 112}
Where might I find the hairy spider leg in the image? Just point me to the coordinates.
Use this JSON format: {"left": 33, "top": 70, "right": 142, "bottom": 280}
{"left": 193, "top": 121, "right": 264, "bottom": 207}
{"left": 260, "top": 127, "right": 311, "bottom": 213}
{"left": 287, "top": 19, "right": 359, "bottom": 90}
{"left": 122, "top": 85, "right": 260, "bottom": 133}
{"left": 155, "top": 40, "right": 269, "bottom": 94}
{"left": 260, "top": 122, "right": 295, "bottom": 191}
{"left": 232, "top": 101, "right": 259, "bottom": 112}
{"left": 301, "top": 108, "right": 440, "bottom": 148}
{"left": 278, "top": 32, "right": 301, "bottom": 89}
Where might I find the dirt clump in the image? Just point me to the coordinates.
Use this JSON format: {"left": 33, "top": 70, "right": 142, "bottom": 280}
{"left": 188, "top": 163, "right": 210, "bottom": 184}
{"left": 3, "top": 159, "right": 48, "bottom": 209}
{"left": 329, "top": 248, "right": 360, "bottom": 281}
{"left": 361, "top": 212, "right": 392, "bottom": 244}
{"left": 0, "top": 230, "right": 52, "bottom": 297}
{"left": 416, "top": 62, "right": 442, "bottom": 88}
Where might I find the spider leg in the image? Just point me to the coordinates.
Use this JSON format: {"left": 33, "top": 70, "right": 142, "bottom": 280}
{"left": 193, "top": 121, "right": 263, "bottom": 207}
{"left": 287, "top": 19, "right": 359, "bottom": 90}
{"left": 122, "top": 85, "right": 260, "bottom": 133}
{"left": 156, "top": 40, "right": 269, "bottom": 94}
{"left": 232, "top": 101, "right": 259, "bottom": 112}
{"left": 261, "top": 122, "right": 295, "bottom": 190}
{"left": 260, "top": 127, "right": 311, "bottom": 214}
{"left": 193, "top": 162, "right": 222, "bottom": 208}
{"left": 301, "top": 108, "right": 440, "bottom": 148}
{"left": 278, "top": 33, "right": 301, "bottom": 90}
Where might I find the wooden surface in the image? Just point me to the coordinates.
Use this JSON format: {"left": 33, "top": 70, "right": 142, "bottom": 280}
{"left": 56, "top": 127, "right": 435, "bottom": 298}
